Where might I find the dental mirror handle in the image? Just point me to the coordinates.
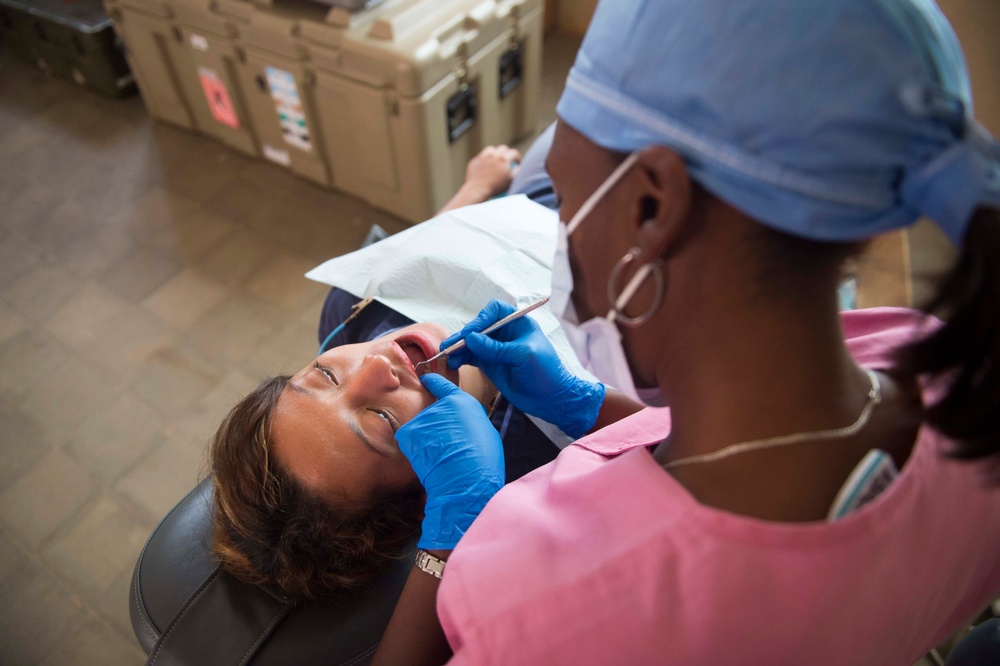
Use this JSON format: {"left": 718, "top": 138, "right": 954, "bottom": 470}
{"left": 416, "top": 296, "right": 550, "bottom": 369}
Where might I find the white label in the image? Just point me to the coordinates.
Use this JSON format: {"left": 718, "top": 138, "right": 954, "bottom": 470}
{"left": 190, "top": 34, "right": 209, "bottom": 51}
{"left": 265, "top": 66, "right": 312, "bottom": 153}
{"left": 263, "top": 145, "right": 291, "bottom": 166}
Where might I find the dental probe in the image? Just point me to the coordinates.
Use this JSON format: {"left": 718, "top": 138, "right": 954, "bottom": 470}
{"left": 414, "top": 296, "right": 550, "bottom": 371}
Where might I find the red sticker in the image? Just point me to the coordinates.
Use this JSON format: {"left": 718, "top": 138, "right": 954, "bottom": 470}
{"left": 198, "top": 67, "right": 240, "bottom": 129}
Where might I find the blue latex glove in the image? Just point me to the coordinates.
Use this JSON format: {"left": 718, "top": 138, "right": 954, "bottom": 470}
{"left": 444, "top": 300, "right": 605, "bottom": 439}
{"left": 395, "top": 374, "right": 505, "bottom": 551}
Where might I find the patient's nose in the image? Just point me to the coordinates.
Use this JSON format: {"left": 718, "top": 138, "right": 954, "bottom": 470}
{"left": 352, "top": 354, "right": 401, "bottom": 393}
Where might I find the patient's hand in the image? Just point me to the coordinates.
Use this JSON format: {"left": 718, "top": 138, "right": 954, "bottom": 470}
{"left": 436, "top": 145, "right": 522, "bottom": 214}
{"left": 465, "top": 145, "right": 522, "bottom": 198}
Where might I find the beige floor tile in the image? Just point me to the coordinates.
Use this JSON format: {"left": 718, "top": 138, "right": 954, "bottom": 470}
{"left": 2, "top": 182, "right": 62, "bottom": 242}
{"left": 184, "top": 294, "right": 284, "bottom": 364}
{"left": 56, "top": 227, "right": 139, "bottom": 281}
{"left": 0, "top": 301, "right": 27, "bottom": 346}
{"left": 114, "top": 432, "right": 208, "bottom": 522}
{"left": 296, "top": 287, "right": 334, "bottom": 327}
{"left": 18, "top": 355, "right": 121, "bottom": 444}
{"left": 0, "top": 260, "right": 84, "bottom": 323}
{"left": 242, "top": 315, "right": 319, "bottom": 379}
{"left": 42, "top": 494, "right": 150, "bottom": 598}
{"left": 201, "top": 178, "right": 288, "bottom": 230}
{"left": 101, "top": 185, "right": 201, "bottom": 245}
{"left": 0, "top": 405, "right": 52, "bottom": 492}
{"left": 0, "top": 528, "right": 27, "bottom": 595}
{"left": 40, "top": 615, "right": 147, "bottom": 666}
{"left": 192, "top": 228, "right": 282, "bottom": 288}
{"left": 142, "top": 267, "right": 230, "bottom": 330}
{"left": 236, "top": 157, "right": 333, "bottom": 205}
{"left": 43, "top": 280, "right": 132, "bottom": 350}
{"left": 148, "top": 206, "right": 239, "bottom": 263}
{"left": 280, "top": 220, "right": 370, "bottom": 265}
{"left": 175, "top": 367, "right": 261, "bottom": 442}
{"left": 161, "top": 148, "right": 245, "bottom": 202}
{"left": 0, "top": 449, "right": 99, "bottom": 549}
{"left": 147, "top": 123, "right": 215, "bottom": 169}
{"left": 66, "top": 394, "right": 166, "bottom": 482}
{"left": 0, "top": 564, "right": 88, "bottom": 665}
{"left": 97, "top": 565, "right": 150, "bottom": 650}
{"left": 0, "top": 231, "right": 43, "bottom": 288}
{"left": 128, "top": 343, "right": 226, "bottom": 419}
{"left": 99, "top": 247, "right": 183, "bottom": 303}
{"left": 0, "top": 115, "right": 52, "bottom": 156}
{"left": 246, "top": 252, "right": 329, "bottom": 313}
{"left": 0, "top": 329, "right": 72, "bottom": 403}
{"left": 48, "top": 181, "right": 149, "bottom": 240}
{"left": 33, "top": 207, "right": 114, "bottom": 259}
{"left": 78, "top": 305, "right": 177, "bottom": 381}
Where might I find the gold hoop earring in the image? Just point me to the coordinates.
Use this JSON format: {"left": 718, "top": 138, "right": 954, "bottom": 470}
{"left": 607, "top": 247, "right": 665, "bottom": 328}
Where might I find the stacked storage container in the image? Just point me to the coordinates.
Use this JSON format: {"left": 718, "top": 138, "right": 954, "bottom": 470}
{"left": 0, "top": 0, "right": 135, "bottom": 97}
{"left": 234, "top": 0, "right": 336, "bottom": 185}
{"left": 103, "top": 0, "right": 201, "bottom": 129}
{"left": 302, "top": 0, "right": 542, "bottom": 220}
{"left": 104, "top": 0, "right": 542, "bottom": 221}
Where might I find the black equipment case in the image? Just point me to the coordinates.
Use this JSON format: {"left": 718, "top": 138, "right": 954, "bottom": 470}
{"left": 0, "top": 0, "right": 135, "bottom": 96}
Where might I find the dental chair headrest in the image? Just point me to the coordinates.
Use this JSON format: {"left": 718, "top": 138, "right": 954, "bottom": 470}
{"left": 130, "top": 477, "right": 413, "bottom": 665}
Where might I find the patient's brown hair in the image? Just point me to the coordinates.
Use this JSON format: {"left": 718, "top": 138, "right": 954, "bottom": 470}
{"left": 209, "top": 375, "right": 424, "bottom": 600}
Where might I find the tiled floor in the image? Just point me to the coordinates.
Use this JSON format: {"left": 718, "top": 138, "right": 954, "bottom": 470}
{"left": 0, "top": 33, "right": 580, "bottom": 665}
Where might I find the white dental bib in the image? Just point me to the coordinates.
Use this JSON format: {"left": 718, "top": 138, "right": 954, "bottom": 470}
{"left": 305, "top": 196, "right": 599, "bottom": 446}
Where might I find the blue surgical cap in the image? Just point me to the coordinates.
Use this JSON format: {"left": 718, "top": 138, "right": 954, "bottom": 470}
{"left": 556, "top": 0, "right": 1000, "bottom": 244}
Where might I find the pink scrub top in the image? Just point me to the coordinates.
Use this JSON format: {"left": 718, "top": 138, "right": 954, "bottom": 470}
{"left": 438, "top": 308, "right": 1000, "bottom": 665}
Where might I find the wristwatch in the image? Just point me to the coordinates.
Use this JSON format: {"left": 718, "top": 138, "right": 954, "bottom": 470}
{"left": 415, "top": 549, "right": 447, "bottom": 579}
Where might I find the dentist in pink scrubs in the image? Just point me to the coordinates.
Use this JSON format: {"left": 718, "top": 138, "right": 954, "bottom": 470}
{"left": 372, "top": 1, "right": 1000, "bottom": 663}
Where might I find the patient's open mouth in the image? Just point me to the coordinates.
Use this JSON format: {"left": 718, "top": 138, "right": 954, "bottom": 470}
{"left": 399, "top": 342, "right": 427, "bottom": 372}
{"left": 393, "top": 333, "right": 438, "bottom": 377}
{"left": 393, "top": 330, "right": 453, "bottom": 380}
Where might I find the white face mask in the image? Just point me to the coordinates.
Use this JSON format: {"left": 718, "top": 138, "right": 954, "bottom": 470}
{"left": 550, "top": 153, "right": 666, "bottom": 407}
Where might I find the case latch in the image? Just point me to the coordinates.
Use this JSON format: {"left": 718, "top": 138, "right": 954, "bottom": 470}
{"left": 498, "top": 4, "right": 522, "bottom": 98}
{"left": 447, "top": 41, "right": 477, "bottom": 142}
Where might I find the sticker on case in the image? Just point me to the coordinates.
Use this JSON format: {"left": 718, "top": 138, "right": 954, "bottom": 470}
{"left": 198, "top": 67, "right": 240, "bottom": 129}
{"left": 263, "top": 145, "right": 291, "bottom": 166}
{"left": 265, "top": 66, "right": 312, "bottom": 152}
{"left": 190, "top": 34, "right": 209, "bottom": 51}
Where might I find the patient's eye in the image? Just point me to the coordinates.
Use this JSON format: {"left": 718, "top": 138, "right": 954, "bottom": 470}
{"left": 314, "top": 362, "right": 338, "bottom": 384}
{"left": 369, "top": 408, "right": 398, "bottom": 434}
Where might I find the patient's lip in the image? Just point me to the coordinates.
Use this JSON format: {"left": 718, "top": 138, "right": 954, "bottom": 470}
{"left": 390, "top": 341, "right": 418, "bottom": 376}
{"left": 393, "top": 333, "right": 437, "bottom": 376}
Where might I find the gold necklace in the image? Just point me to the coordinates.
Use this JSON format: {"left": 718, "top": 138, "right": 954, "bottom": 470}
{"left": 661, "top": 369, "right": 882, "bottom": 470}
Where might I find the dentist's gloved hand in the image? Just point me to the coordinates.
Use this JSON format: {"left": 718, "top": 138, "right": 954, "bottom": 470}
{"left": 396, "top": 374, "right": 505, "bottom": 551}
{"left": 444, "top": 300, "right": 605, "bottom": 438}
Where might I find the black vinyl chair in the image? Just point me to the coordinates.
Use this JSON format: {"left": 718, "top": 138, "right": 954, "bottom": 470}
{"left": 944, "top": 618, "right": 1000, "bottom": 666}
{"left": 129, "top": 477, "right": 413, "bottom": 665}
{"left": 132, "top": 477, "right": 1000, "bottom": 665}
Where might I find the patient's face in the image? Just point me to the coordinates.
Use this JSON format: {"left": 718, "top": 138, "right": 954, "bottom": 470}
{"left": 270, "top": 323, "right": 461, "bottom": 504}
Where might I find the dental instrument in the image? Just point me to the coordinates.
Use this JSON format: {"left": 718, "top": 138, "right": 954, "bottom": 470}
{"left": 414, "top": 296, "right": 550, "bottom": 372}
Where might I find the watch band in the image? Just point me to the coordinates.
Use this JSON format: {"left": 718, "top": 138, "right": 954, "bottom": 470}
{"left": 414, "top": 549, "right": 447, "bottom": 579}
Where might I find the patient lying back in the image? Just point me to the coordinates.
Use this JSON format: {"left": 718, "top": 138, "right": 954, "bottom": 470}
{"left": 210, "top": 322, "right": 507, "bottom": 599}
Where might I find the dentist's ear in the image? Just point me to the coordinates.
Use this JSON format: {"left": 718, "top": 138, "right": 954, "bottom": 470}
{"left": 629, "top": 146, "right": 692, "bottom": 264}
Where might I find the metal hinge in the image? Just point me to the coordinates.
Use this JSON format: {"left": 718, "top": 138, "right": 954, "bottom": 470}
{"left": 454, "top": 40, "right": 470, "bottom": 90}
{"left": 506, "top": 3, "right": 520, "bottom": 50}
{"left": 385, "top": 94, "right": 399, "bottom": 116}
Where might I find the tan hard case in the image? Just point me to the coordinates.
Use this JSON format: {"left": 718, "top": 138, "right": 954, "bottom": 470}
{"left": 107, "top": 0, "right": 542, "bottom": 222}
